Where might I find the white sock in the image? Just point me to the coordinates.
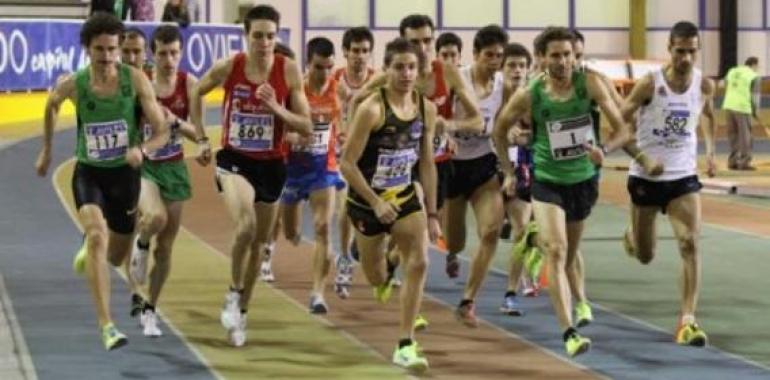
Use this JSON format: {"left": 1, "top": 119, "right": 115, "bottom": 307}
{"left": 681, "top": 313, "right": 696, "bottom": 325}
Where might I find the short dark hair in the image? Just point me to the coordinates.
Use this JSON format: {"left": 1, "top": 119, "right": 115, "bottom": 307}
{"left": 503, "top": 43, "right": 532, "bottom": 67}
{"left": 307, "top": 37, "right": 335, "bottom": 62}
{"left": 473, "top": 24, "right": 508, "bottom": 52}
{"left": 669, "top": 21, "right": 699, "bottom": 45}
{"left": 572, "top": 29, "right": 585, "bottom": 43}
{"left": 534, "top": 26, "right": 574, "bottom": 56}
{"left": 123, "top": 27, "right": 146, "bottom": 42}
{"left": 342, "top": 26, "right": 374, "bottom": 50}
{"left": 274, "top": 42, "right": 295, "bottom": 59}
{"left": 244, "top": 5, "right": 280, "bottom": 33}
{"left": 399, "top": 14, "right": 434, "bottom": 37}
{"left": 151, "top": 24, "right": 182, "bottom": 53}
{"left": 745, "top": 56, "right": 759, "bottom": 66}
{"left": 81, "top": 11, "right": 124, "bottom": 47}
{"left": 436, "top": 32, "right": 462, "bottom": 54}
{"left": 384, "top": 37, "right": 426, "bottom": 72}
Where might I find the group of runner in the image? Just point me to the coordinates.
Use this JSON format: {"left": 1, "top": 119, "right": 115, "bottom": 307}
{"left": 35, "top": 4, "right": 716, "bottom": 374}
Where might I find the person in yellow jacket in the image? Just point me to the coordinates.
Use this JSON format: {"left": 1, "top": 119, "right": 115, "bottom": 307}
{"left": 722, "top": 57, "right": 763, "bottom": 170}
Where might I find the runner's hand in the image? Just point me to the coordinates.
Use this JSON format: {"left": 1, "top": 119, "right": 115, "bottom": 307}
{"left": 501, "top": 172, "right": 517, "bottom": 197}
{"left": 585, "top": 143, "right": 604, "bottom": 166}
{"left": 427, "top": 215, "right": 442, "bottom": 243}
{"left": 196, "top": 140, "right": 212, "bottom": 166}
{"left": 706, "top": 152, "right": 716, "bottom": 178}
{"left": 35, "top": 148, "right": 51, "bottom": 177}
{"left": 256, "top": 83, "right": 279, "bottom": 112}
{"left": 511, "top": 127, "right": 531, "bottom": 146}
{"left": 126, "top": 146, "right": 144, "bottom": 168}
{"left": 373, "top": 199, "right": 400, "bottom": 224}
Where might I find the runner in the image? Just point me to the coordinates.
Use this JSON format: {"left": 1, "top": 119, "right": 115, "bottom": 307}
{"left": 445, "top": 24, "right": 508, "bottom": 327}
{"left": 34, "top": 12, "right": 169, "bottom": 350}
{"left": 281, "top": 36, "right": 345, "bottom": 313}
{"left": 620, "top": 20, "right": 716, "bottom": 347}
{"left": 493, "top": 26, "right": 631, "bottom": 356}
{"left": 340, "top": 37, "right": 440, "bottom": 372}
{"left": 191, "top": 4, "right": 313, "bottom": 347}
{"left": 435, "top": 32, "right": 463, "bottom": 67}
{"left": 127, "top": 24, "right": 211, "bottom": 337}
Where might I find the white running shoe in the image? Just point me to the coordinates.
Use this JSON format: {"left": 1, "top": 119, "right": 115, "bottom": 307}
{"left": 334, "top": 254, "right": 354, "bottom": 299}
{"left": 228, "top": 313, "right": 246, "bottom": 347}
{"left": 260, "top": 255, "right": 275, "bottom": 282}
{"left": 130, "top": 238, "right": 150, "bottom": 285}
{"left": 140, "top": 309, "right": 163, "bottom": 337}
{"left": 220, "top": 290, "right": 241, "bottom": 330}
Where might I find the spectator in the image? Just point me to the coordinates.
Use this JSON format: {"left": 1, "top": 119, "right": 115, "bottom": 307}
{"left": 187, "top": 0, "right": 201, "bottom": 23}
{"left": 723, "top": 57, "right": 764, "bottom": 170}
{"left": 128, "top": 0, "right": 155, "bottom": 21}
{"left": 162, "top": 0, "right": 191, "bottom": 27}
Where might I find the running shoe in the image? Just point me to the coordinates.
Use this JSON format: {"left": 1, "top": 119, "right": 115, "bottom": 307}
{"left": 575, "top": 301, "right": 594, "bottom": 328}
{"left": 220, "top": 289, "right": 241, "bottom": 330}
{"left": 334, "top": 254, "right": 354, "bottom": 299}
{"left": 675, "top": 322, "right": 708, "bottom": 347}
{"left": 500, "top": 294, "right": 524, "bottom": 316}
{"left": 129, "top": 237, "right": 150, "bottom": 285}
{"left": 392, "top": 341, "right": 429, "bottom": 373}
{"left": 101, "top": 323, "right": 128, "bottom": 351}
{"left": 414, "top": 314, "right": 429, "bottom": 331}
{"left": 260, "top": 253, "right": 275, "bottom": 282}
{"left": 455, "top": 302, "right": 479, "bottom": 328}
{"left": 565, "top": 332, "right": 591, "bottom": 357}
{"left": 228, "top": 313, "right": 246, "bottom": 347}
{"left": 130, "top": 293, "right": 144, "bottom": 318}
{"left": 140, "top": 309, "right": 163, "bottom": 337}
{"left": 309, "top": 295, "right": 328, "bottom": 314}
{"left": 445, "top": 252, "right": 459, "bottom": 279}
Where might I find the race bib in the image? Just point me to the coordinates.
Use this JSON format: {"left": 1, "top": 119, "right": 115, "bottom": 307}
{"left": 546, "top": 114, "right": 595, "bottom": 160}
{"left": 371, "top": 149, "right": 418, "bottom": 189}
{"left": 229, "top": 112, "right": 274, "bottom": 152}
{"left": 85, "top": 120, "right": 129, "bottom": 161}
{"left": 655, "top": 110, "right": 692, "bottom": 148}
{"left": 292, "top": 123, "right": 331, "bottom": 155}
{"left": 144, "top": 123, "right": 182, "bottom": 160}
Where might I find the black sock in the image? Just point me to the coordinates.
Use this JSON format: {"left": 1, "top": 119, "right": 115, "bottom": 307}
{"left": 137, "top": 239, "right": 150, "bottom": 250}
{"left": 229, "top": 286, "right": 244, "bottom": 294}
{"left": 240, "top": 308, "right": 248, "bottom": 315}
{"left": 505, "top": 290, "right": 517, "bottom": 298}
{"left": 143, "top": 302, "right": 155, "bottom": 312}
{"left": 459, "top": 299, "right": 473, "bottom": 307}
{"left": 131, "top": 293, "right": 143, "bottom": 304}
{"left": 563, "top": 327, "right": 578, "bottom": 342}
{"left": 398, "top": 338, "right": 413, "bottom": 349}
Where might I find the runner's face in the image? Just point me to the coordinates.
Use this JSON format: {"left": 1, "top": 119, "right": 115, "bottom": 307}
{"left": 154, "top": 40, "right": 182, "bottom": 75}
{"left": 474, "top": 44, "right": 504, "bottom": 72}
{"left": 573, "top": 40, "right": 585, "bottom": 66}
{"left": 308, "top": 54, "right": 335, "bottom": 84}
{"left": 120, "top": 36, "right": 146, "bottom": 69}
{"left": 544, "top": 40, "right": 574, "bottom": 80}
{"left": 87, "top": 34, "right": 121, "bottom": 70}
{"left": 503, "top": 56, "right": 529, "bottom": 87}
{"left": 388, "top": 52, "right": 419, "bottom": 93}
{"left": 438, "top": 45, "right": 460, "bottom": 66}
{"left": 669, "top": 36, "right": 699, "bottom": 75}
{"left": 344, "top": 40, "right": 371, "bottom": 72}
{"left": 404, "top": 26, "right": 434, "bottom": 59}
{"left": 247, "top": 20, "right": 277, "bottom": 57}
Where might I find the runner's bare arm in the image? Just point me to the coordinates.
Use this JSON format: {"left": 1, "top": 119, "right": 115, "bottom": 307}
{"left": 190, "top": 57, "right": 233, "bottom": 138}
{"left": 340, "top": 94, "right": 382, "bottom": 208}
{"left": 586, "top": 71, "right": 630, "bottom": 152}
{"left": 493, "top": 87, "right": 531, "bottom": 177}
{"left": 133, "top": 67, "right": 169, "bottom": 154}
{"left": 443, "top": 63, "right": 484, "bottom": 133}
{"left": 36, "top": 74, "right": 76, "bottom": 176}
{"left": 348, "top": 73, "right": 387, "bottom": 119}
{"left": 701, "top": 77, "right": 717, "bottom": 177}
{"left": 420, "top": 100, "right": 441, "bottom": 241}
{"left": 619, "top": 73, "right": 655, "bottom": 160}
{"left": 273, "top": 58, "right": 312, "bottom": 137}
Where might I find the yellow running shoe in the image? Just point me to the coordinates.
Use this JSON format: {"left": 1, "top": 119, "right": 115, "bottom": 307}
{"left": 392, "top": 342, "right": 429, "bottom": 373}
{"left": 373, "top": 280, "right": 394, "bottom": 304}
{"left": 512, "top": 222, "right": 538, "bottom": 262}
{"left": 73, "top": 241, "right": 87, "bottom": 275}
{"left": 575, "top": 301, "right": 594, "bottom": 328}
{"left": 675, "top": 323, "right": 708, "bottom": 347}
{"left": 414, "top": 314, "right": 429, "bottom": 331}
{"left": 524, "top": 247, "right": 543, "bottom": 280}
{"left": 101, "top": 323, "right": 128, "bottom": 351}
{"left": 565, "top": 333, "right": 591, "bottom": 357}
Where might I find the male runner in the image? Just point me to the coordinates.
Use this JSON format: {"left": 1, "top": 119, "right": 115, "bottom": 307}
{"left": 341, "top": 37, "right": 440, "bottom": 373}
{"left": 35, "top": 12, "right": 168, "bottom": 350}
{"left": 435, "top": 32, "right": 463, "bottom": 67}
{"left": 191, "top": 4, "right": 312, "bottom": 347}
{"left": 620, "top": 20, "right": 716, "bottom": 347}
